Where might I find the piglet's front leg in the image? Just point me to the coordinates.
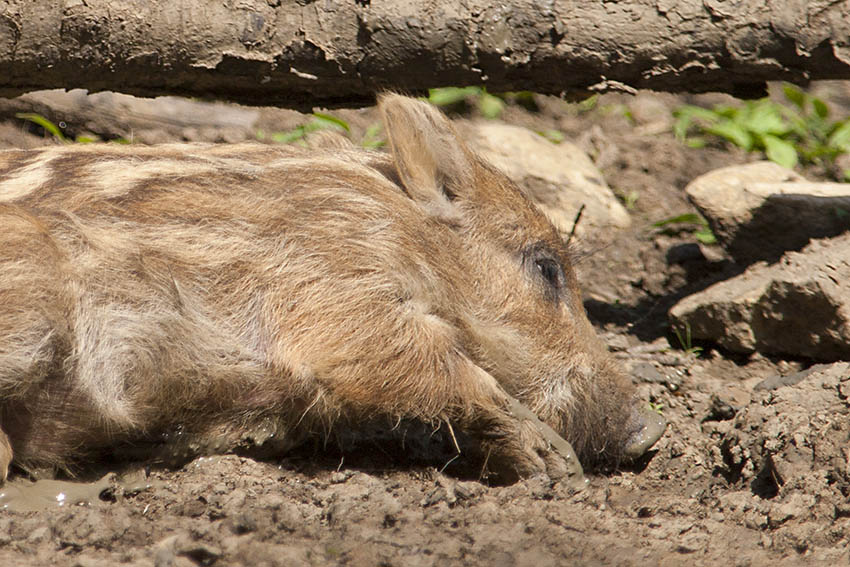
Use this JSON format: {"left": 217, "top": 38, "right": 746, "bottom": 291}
{"left": 304, "top": 325, "right": 585, "bottom": 486}
{"left": 447, "top": 362, "right": 585, "bottom": 487}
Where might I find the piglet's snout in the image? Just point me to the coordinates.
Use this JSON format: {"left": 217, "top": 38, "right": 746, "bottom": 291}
{"left": 623, "top": 407, "right": 667, "bottom": 460}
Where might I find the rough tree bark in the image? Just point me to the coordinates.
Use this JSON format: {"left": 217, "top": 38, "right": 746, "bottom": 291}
{"left": 2, "top": 0, "right": 849, "bottom": 109}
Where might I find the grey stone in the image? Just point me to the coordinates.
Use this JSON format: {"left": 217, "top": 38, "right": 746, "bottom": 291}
{"left": 685, "top": 161, "right": 850, "bottom": 265}
{"left": 630, "top": 362, "right": 665, "bottom": 384}
{"left": 754, "top": 363, "right": 835, "bottom": 391}
{"left": 670, "top": 233, "right": 850, "bottom": 360}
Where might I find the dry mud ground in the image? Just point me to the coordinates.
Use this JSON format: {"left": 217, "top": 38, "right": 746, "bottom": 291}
{"left": 1, "top": 86, "right": 849, "bottom": 566}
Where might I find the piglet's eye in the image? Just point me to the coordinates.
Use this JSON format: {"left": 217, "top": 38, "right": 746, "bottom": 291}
{"left": 534, "top": 257, "right": 563, "bottom": 290}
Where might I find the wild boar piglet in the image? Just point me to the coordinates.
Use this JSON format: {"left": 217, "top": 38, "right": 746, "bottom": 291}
{"left": 0, "top": 94, "right": 664, "bottom": 481}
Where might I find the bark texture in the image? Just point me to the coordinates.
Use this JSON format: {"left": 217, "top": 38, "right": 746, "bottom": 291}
{"left": 2, "top": 0, "right": 850, "bottom": 108}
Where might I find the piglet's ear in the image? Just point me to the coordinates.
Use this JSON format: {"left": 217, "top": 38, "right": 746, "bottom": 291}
{"left": 378, "top": 93, "right": 475, "bottom": 218}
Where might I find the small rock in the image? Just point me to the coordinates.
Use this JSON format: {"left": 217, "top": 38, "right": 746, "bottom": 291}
{"left": 220, "top": 489, "right": 248, "bottom": 518}
{"left": 675, "top": 531, "right": 709, "bottom": 554}
{"left": 602, "top": 332, "right": 632, "bottom": 352}
{"left": 26, "top": 526, "right": 51, "bottom": 544}
{"left": 525, "top": 474, "right": 555, "bottom": 500}
{"left": 70, "top": 559, "right": 114, "bottom": 567}
{"left": 834, "top": 502, "right": 850, "bottom": 518}
{"left": 421, "top": 486, "right": 448, "bottom": 508}
{"left": 329, "top": 471, "right": 351, "bottom": 484}
{"left": 0, "top": 518, "right": 11, "bottom": 545}
{"left": 453, "top": 480, "right": 484, "bottom": 501}
{"left": 669, "top": 440, "right": 685, "bottom": 458}
{"left": 686, "top": 161, "right": 850, "bottom": 264}
{"left": 702, "top": 395, "right": 737, "bottom": 422}
{"left": 630, "top": 362, "right": 665, "bottom": 384}
{"left": 666, "top": 243, "right": 705, "bottom": 265}
{"left": 670, "top": 234, "right": 850, "bottom": 360}
{"left": 273, "top": 503, "right": 302, "bottom": 532}
{"left": 324, "top": 499, "right": 355, "bottom": 526}
{"left": 626, "top": 339, "right": 671, "bottom": 355}
{"left": 754, "top": 364, "right": 832, "bottom": 391}
{"left": 768, "top": 502, "right": 797, "bottom": 527}
{"left": 229, "top": 512, "right": 257, "bottom": 534}
{"left": 181, "top": 498, "right": 207, "bottom": 518}
{"left": 154, "top": 533, "right": 221, "bottom": 567}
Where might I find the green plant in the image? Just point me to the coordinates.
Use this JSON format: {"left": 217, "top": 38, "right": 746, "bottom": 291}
{"left": 599, "top": 102, "right": 634, "bottom": 123}
{"left": 674, "top": 84, "right": 850, "bottom": 178}
{"left": 652, "top": 212, "right": 716, "bottom": 245}
{"left": 648, "top": 401, "right": 664, "bottom": 415}
{"left": 536, "top": 129, "right": 565, "bottom": 144}
{"left": 16, "top": 113, "right": 67, "bottom": 142}
{"left": 16, "top": 113, "right": 130, "bottom": 144}
{"left": 360, "top": 121, "right": 385, "bottom": 149}
{"left": 672, "top": 322, "right": 703, "bottom": 357}
{"left": 427, "top": 87, "right": 505, "bottom": 119}
{"left": 617, "top": 189, "right": 639, "bottom": 211}
{"left": 577, "top": 94, "right": 599, "bottom": 113}
{"left": 503, "top": 91, "right": 539, "bottom": 112}
{"left": 259, "top": 112, "right": 350, "bottom": 145}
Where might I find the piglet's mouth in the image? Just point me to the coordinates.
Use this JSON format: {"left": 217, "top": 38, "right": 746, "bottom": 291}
{"left": 623, "top": 407, "right": 667, "bottom": 460}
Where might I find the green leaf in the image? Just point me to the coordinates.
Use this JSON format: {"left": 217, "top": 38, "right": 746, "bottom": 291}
{"left": 763, "top": 134, "right": 798, "bottom": 169}
{"left": 828, "top": 120, "right": 850, "bottom": 150}
{"left": 743, "top": 102, "right": 790, "bottom": 137}
{"left": 536, "top": 129, "right": 565, "bottom": 144}
{"left": 510, "top": 91, "right": 537, "bottom": 104}
{"left": 694, "top": 227, "right": 717, "bottom": 245}
{"left": 621, "top": 190, "right": 639, "bottom": 210}
{"left": 782, "top": 84, "right": 806, "bottom": 109}
{"left": 672, "top": 115, "right": 692, "bottom": 140}
{"left": 652, "top": 213, "right": 704, "bottom": 227}
{"left": 270, "top": 126, "right": 307, "bottom": 144}
{"left": 704, "top": 121, "right": 753, "bottom": 150}
{"left": 712, "top": 105, "right": 740, "bottom": 120}
{"left": 428, "top": 87, "right": 481, "bottom": 106}
{"left": 776, "top": 104, "right": 810, "bottom": 138}
{"left": 302, "top": 121, "right": 323, "bottom": 135}
{"left": 361, "top": 122, "right": 385, "bottom": 149}
{"left": 577, "top": 94, "right": 599, "bottom": 112}
{"left": 478, "top": 92, "right": 505, "bottom": 119}
{"left": 673, "top": 105, "right": 720, "bottom": 123}
{"left": 812, "top": 97, "right": 830, "bottom": 119}
{"left": 312, "top": 112, "right": 349, "bottom": 132}
{"left": 362, "top": 138, "right": 385, "bottom": 149}
{"left": 672, "top": 105, "right": 720, "bottom": 140}
{"left": 15, "top": 112, "right": 67, "bottom": 142}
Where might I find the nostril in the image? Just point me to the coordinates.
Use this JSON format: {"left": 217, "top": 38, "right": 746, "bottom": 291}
{"left": 623, "top": 407, "right": 667, "bottom": 460}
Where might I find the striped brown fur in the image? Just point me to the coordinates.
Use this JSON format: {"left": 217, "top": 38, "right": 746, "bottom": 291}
{"left": 0, "top": 95, "right": 660, "bottom": 480}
